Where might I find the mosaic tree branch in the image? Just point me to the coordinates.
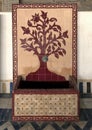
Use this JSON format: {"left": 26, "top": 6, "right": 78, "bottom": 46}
{"left": 20, "top": 10, "right": 69, "bottom": 61}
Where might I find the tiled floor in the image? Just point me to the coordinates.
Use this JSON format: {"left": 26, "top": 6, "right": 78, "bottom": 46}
{"left": 0, "top": 121, "right": 92, "bottom": 130}
{"left": 0, "top": 94, "right": 92, "bottom": 130}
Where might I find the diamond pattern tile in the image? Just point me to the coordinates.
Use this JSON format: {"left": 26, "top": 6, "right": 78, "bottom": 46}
{"left": 0, "top": 121, "right": 92, "bottom": 130}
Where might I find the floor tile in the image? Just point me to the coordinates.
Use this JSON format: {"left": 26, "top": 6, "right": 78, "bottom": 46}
{"left": 0, "top": 121, "right": 92, "bottom": 130}
{"left": 0, "top": 98, "right": 12, "bottom": 109}
{"left": 66, "top": 125, "right": 75, "bottom": 130}
{"left": 43, "top": 124, "right": 55, "bottom": 130}
{"left": 0, "top": 122, "right": 14, "bottom": 130}
{"left": 19, "top": 123, "right": 35, "bottom": 130}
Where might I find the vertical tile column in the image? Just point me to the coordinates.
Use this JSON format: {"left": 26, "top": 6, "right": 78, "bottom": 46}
{"left": 78, "top": 79, "right": 92, "bottom": 95}
{"left": 0, "top": 80, "right": 13, "bottom": 93}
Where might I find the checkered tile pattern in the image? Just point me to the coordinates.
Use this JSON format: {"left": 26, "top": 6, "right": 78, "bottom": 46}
{"left": 26, "top": 62, "right": 65, "bottom": 81}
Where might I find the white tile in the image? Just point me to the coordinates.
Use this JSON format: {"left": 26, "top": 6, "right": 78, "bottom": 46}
{"left": 83, "top": 82, "right": 87, "bottom": 93}
{"left": 6, "top": 82, "right": 10, "bottom": 93}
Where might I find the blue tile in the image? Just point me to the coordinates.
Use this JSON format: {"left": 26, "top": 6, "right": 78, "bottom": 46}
{"left": 0, "top": 109, "right": 12, "bottom": 121}
{"left": 79, "top": 82, "right": 83, "bottom": 93}
{"left": 8, "top": 109, "right": 12, "bottom": 120}
{"left": 83, "top": 121, "right": 92, "bottom": 130}
{"left": 40, "top": 122, "right": 49, "bottom": 129}
{"left": 72, "top": 123, "right": 82, "bottom": 130}
{"left": 12, "top": 122, "right": 21, "bottom": 130}
{"left": 62, "top": 122, "right": 71, "bottom": 129}
{"left": 19, "top": 122, "right": 27, "bottom": 127}
{"left": 0, "top": 121, "right": 6, "bottom": 126}
{"left": 0, "top": 94, "right": 12, "bottom": 98}
{"left": 10, "top": 82, "right": 13, "bottom": 94}
{"left": 86, "top": 110, "right": 92, "bottom": 120}
{"left": 4, "top": 128, "right": 8, "bottom": 130}
{"left": 2, "top": 109, "right": 10, "bottom": 121}
{"left": 4, "top": 109, "right": 11, "bottom": 121}
{"left": 80, "top": 109, "right": 90, "bottom": 121}
{"left": 51, "top": 122, "right": 61, "bottom": 130}
{"left": 80, "top": 109, "right": 92, "bottom": 121}
{"left": 80, "top": 94, "right": 92, "bottom": 98}
{"left": 31, "top": 122, "right": 41, "bottom": 130}
{"left": 4, "top": 110, "right": 10, "bottom": 121}
{"left": 0, "top": 109, "right": 6, "bottom": 121}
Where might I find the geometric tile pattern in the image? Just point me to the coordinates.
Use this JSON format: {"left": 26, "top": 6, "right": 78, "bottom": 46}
{"left": 14, "top": 94, "right": 78, "bottom": 116}
{"left": 0, "top": 121, "right": 92, "bottom": 130}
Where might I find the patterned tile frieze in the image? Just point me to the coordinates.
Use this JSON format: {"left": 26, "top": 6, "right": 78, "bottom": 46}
{"left": 14, "top": 94, "right": 78, "bottom": 117}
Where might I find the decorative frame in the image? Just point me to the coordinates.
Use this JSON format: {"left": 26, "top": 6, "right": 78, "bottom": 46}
{"left": 12, "top": 4, "right": 78, "bottom": 121}
{"left": 12, "top": 4, "right": 77, "bottom": 84}
{"left": 12, "top": 89, "right": 79, "bottom": 121}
